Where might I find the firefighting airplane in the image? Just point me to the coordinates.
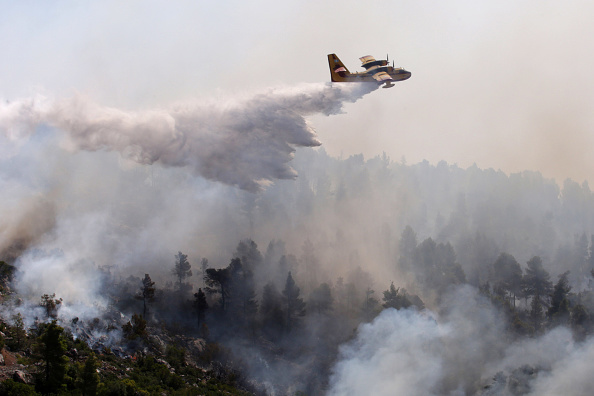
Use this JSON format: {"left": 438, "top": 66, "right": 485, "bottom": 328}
{"left": 327, "top": 53, "right": 411, "bottom": 88}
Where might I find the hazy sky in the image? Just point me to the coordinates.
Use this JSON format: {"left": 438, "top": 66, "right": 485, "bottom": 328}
{"left": 2, "top": 0, "right": 594, "bottom": 184}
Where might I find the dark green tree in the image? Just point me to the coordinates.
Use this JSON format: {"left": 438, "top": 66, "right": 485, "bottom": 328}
{"left": 413, "top": 238, "right": 466, "bottom": 295}
{"left": 234, "top": 239, "right": 263, "bottom": 273}
{"left": 362, "top": 287, "right": 379, "bottom": 321}
{"left": 35, "top": 321, "right": 68, "bottom": 394}
{"left": 138, "top": 274, "right": 156, "bottom": 318}
{"left": 0, "top": 379, "right": 37, "bottom": 395}
{"left": 40, "top": 293, "right": 62, "bottom": 319}
{"left": 436, "top": 242, "right": 467, "bottom": 286}
{"left": 165, "top": 344, "right": 187, "bottom": 371}
{"left": 382, "top": 282, "right": 412, "bottom": 310}
{"left": 259, "top": 282, "right": 284, "bottom": 341}
{"left": 172, "top": 251, "right": 192, "bottom": 292}
{"left": 492, "top": 253, "right": 523, "bottom": 308}
{"left": 0, "top": 261, "right": 15, "bottom": 291}
{"left": 547, "top": 271, "right": 571, "bottom": 325}
{"left": 524, "top": 257, "right": 553, "bottom": 331}
{"left": 205, "top": 260, "right": 236, "bottom": 313}
{"left": 204, "top": 257, "right": 258, "bottom": 330}
{"left": 193, "top": 288, "right": 208, "bottom": 327}
{"left": 283, "top": 272, "right": 305, "bottom": 333}
{"left": 122, "top": 314, "right": 147, "bottom": 340}
{"left": 226, "top": 258, "right": 258, "bottom": 335}
{"left": 234, "top": 281, "right": 259, "bottom": 334}
{"left": 78, "top": 353, "right": 99, "bottom": 396}
{"left": 9, "top": 313, "right": 27, "bottom": 350}
{"left": 277, "top": 254, "right": 298, "bottom": 287}
{"left": 529, "top": 294, "right": 544, "bottom": 332}
{"left": 571, "top": 303, "right": 589, "bottom": 340}
{"left": 523, "top": 256, "right": 553, "bottom": 306}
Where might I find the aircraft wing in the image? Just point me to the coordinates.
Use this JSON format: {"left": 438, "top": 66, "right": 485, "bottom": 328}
{"left": 359, "top": 55, "right": 376, "bottom": 64}
{"left": 372, "top": 72, "right": 394, "bottom": 83}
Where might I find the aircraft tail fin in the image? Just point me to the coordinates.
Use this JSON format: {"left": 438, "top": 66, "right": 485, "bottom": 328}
{"left": 328, "top": 54, "right": 351, "bottom": 82}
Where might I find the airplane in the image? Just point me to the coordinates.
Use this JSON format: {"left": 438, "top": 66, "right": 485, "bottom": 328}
{"left": 327, "top": 53, "right": 411, "bottom": 88}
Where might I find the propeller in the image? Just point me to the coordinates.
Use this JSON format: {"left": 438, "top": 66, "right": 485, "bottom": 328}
{"left": 387, "top": 54, "right": 394, "bottom": 68}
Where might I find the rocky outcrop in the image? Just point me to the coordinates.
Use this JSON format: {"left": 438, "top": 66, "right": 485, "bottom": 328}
{"left": 12, "top": 370, "right": 29, "bottom": 384}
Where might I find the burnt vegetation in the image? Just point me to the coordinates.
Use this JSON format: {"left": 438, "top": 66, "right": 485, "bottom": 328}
{"left": 4, "top": 149, "right": 594, "bottom": 394}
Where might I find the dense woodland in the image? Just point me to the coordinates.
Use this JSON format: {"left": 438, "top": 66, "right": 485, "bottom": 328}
{"left": 3, "top": 148, "right": 594, "bottom": 394}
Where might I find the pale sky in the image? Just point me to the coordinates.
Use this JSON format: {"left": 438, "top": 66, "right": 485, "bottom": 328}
{"left": 2, "top": 0, "right": 594, "bottom": 184}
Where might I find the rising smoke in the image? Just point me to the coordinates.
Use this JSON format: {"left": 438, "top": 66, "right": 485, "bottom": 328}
{"left": 0, "top": 81, "right": 376, "bottom": 323}
{"left": 327, "top": 286, "right": 594, "bottom": 396}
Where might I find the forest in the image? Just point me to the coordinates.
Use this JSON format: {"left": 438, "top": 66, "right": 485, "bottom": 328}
{"left": 2, "top": 147, "right": 594, "bottom": 394}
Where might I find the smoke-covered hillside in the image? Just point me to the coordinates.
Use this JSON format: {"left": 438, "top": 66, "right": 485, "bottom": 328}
{"left": 3, "top": 123, "right": 594, "bottom": 394}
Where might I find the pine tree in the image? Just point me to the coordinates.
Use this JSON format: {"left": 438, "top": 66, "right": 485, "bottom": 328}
{"left": 283, "top": 272, "right": 305, "bottom": 333}
{"left": 547, "top": 271, "right": 571, "bottom": 325}
{"left": 530, "top": 294, "right": 544, "bottom": 332}
{"left": 205, "top": 261, "right": 233, "bottom": 313}
{"left": 79, "top": 353, "right": 99, "bottom": 396}
{"left": 40, "top": 293, "right": 62, "bottom": 319}
{"left": 223, "top": 258, "right": 258, "bottom": 334}
{"left": 260, "top": 282, "right": 284, "bottom": 341}
{"left": 382, "top": 282, "right": 412, "bottom": 310}
{"left": 194, "top": 288, "right": 208, "bottom": 327}
{"left": 523, "top": 256, "right": 553, "bottom": 307}
{"left": 172, "top": 252, "right": 192, "bottom": 294}
{"left": 571, "top": 303, "right": 589, "bottom": 340}
{"left": 362, "top": 287, "right": 379, "bottom": 321}
{"left": 139, "top": 274, "right": 156, "bottom": 318}
{"left": 492, "top": 253, "right": 523, "bottom": 308}
{"left": 122, "top": 314, "right": 147, "bottom": 340}
{"left": 35, "top": 321, "right": 68, "bottom": 394}
{"left": 10, "top": 313, "right": 27, "bottom": 350}
{"left": 234, "top": 239, "right": 262, "bottom": 273}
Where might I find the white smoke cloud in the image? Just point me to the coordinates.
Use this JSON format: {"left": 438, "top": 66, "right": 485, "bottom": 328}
{"left": 1, "top": 83, "right": 376, "bottom": 192}
{"left": 327, "top": 286, "right": 507, "bottom": 396}
{"left": 327, "top": 285, "right": 594, "bottom": 396}
{"left": 0, "top": 81, "right": 377, "bottom": 323}
{"left": 327, "top": 308, "right": 446, "bottom": 396}
{"left": 14, "top": 248, "right": 105, "bottom": 309}
{"left": 527, "top": 335, "right": 594, "bottom": 396}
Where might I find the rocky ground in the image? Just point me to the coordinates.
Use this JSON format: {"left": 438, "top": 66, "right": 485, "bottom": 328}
{"left": 0, "top": 348, "right": 32, "bottom": 385}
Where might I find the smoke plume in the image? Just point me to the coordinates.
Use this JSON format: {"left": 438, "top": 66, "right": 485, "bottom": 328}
{"left": 327, "top": 285, "right": 594, "bottom": 396}
{"left": 0, "top": 81, "right": 377, "bottom": 320}
{"left": 1, "top": 83, "right": 376, "bottom": 192}
{"left": 327, "top": 286, "right": 508, "bottom": 396}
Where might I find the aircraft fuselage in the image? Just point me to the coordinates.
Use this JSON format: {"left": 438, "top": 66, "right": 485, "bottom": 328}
{"left": 328, "top": 54, "right": 411, "bottom": 88}
{"left": 337, "top": 68, "right": 412, "bottom": 82}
